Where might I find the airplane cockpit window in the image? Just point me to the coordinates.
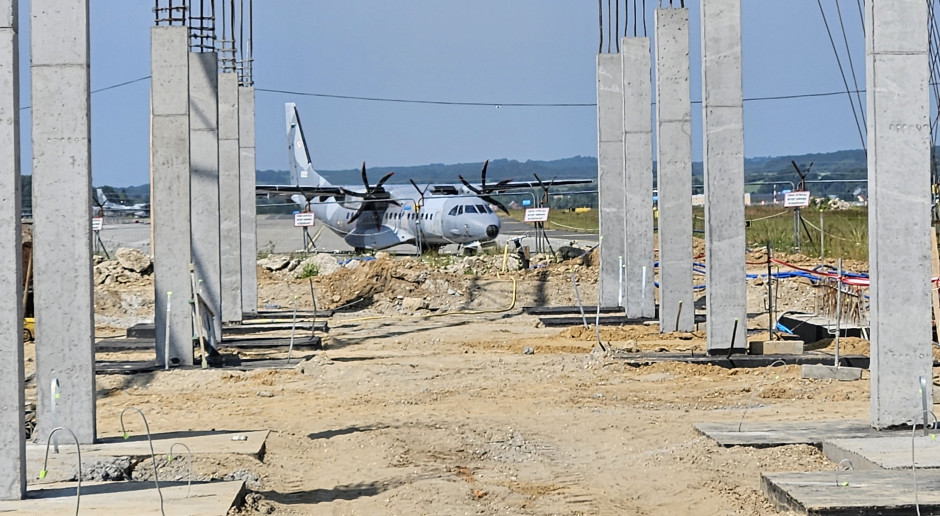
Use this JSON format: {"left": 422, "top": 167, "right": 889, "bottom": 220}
{"left": 457, "top": 206, "right": 463, "bottom": 215}
{"left": 448, "top": 206, "right": 458, "bottom": 216}
{"left": 476, "top": 204, "right": 488, "bottom": 213}
{"left": 464, "top": 205, "right": 478, "bottom": 214}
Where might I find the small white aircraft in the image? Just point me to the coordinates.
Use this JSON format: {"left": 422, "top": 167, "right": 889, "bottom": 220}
{"left": 94, "top": 188, "right": 150, "bottom": 217}
{"left": 259, "top": 103, "right": 591, "bottom": 253}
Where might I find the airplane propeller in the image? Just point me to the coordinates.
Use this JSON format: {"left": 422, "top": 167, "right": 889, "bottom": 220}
{"left": 458, "top": 160, "right": 511, "bottom": 215}
{"left": 342, "top": 162, "right": 399, "bottom": 227}
{"left": 409, "top": 179, "right": 429, "bottom": 211}
{"left": 533, "top": 173, "right": 556, "bottom": 207}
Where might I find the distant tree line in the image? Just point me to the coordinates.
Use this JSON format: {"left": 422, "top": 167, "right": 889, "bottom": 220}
{"left": 25, "top": 147, "right": 933, "bottom": 215}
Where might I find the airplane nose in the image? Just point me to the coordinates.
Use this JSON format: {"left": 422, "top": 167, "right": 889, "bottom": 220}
{"left": 486, "top": 225, "right": 498, "bottom": 239}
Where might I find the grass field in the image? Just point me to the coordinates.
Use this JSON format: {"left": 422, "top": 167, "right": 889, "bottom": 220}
{"left": 509, "top": 206, "right": 869, "bottom": 261}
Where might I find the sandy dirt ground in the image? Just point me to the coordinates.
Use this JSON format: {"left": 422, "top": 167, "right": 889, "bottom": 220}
{"left": 34, "top": 244, "right": 909, "bottom": 514}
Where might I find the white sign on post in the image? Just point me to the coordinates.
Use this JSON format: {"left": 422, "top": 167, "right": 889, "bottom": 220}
{"left": 293, "top": 212, "right": 315, "bottom": 227}
{"left": 524, "top": 207, "right": 550, "bottom": 222}
{"left": 783, "top": 191, "right": 811, "bottom": 208}
{"left": 91, "top": 217, "right": 103, "bottom": 231}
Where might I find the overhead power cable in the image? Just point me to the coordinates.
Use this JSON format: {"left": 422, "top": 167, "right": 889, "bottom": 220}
{"left": 816, "top": 0, "right": 866, "bottom": 152}
{"left": 19, "top": 75, "right": 151, "bottom": 111}
{"left": 257, "top": 85, "right": 871, "bottom": 108}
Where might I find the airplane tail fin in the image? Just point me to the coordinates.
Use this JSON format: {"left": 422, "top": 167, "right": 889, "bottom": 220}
{"left": 96, "top": 188, "right": 107, "bottom": 206}
{"left": 286, "top": 103, "right": 330, "bottom": 188}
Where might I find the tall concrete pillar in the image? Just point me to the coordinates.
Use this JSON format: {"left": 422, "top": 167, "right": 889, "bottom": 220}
{"left": 219, "top": 72, "right": 241, "bottom": 323}
{"left": 31, "top": 0, "right": 96, "bottom": 443}
{"left": 151, "top": 26, "right": 193, "bottom": 366}
{"left": 0, "top": 0, "right": 25, "bottom": 499}
{"left": 655, "top": 8, "right": 694, "bottom": 332}
{"left": 701, "top": 0, "right": 746, "bottom": 352}
{"left": 596, "top": 53, "right": 626, "bottom": 308}
{"left": 866, "top": 0, "right": 932, "bottom": 428}
{"left": 239, "top": 85, "right": 257, "bottom": 314}
{"left": 189, "top": 52, "right": 221, "bottom": 341}
{"left": 621, "top": 38, "right": 655, "bottom": 319}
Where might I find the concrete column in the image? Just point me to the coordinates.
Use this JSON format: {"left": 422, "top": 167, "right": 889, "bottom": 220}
{"left": 596, "top": 53, "right": 626, "bottom": 309}
{"left": 189, "top": 52, "right": 221, "bottom": 341}
{"left": 621, "top": 38, "right": 655, "bottom": 319}
{"left": 0, "top": 0, "right": 25, "bottom": 499}
{"left": 701, "top": 0, "right": 746, "bottom": 353}
{"left": 239, "top": 85, "right": 257, "bottom": 314}
{"left": 219, "top": 72, "right": 241, "bottom": 323}
{"left": 866, "top": 0, "right": 932, "bottom": 428}
{"left": 151, "top": 26, "right": 192, "bottom": 366}
{"left": 31, "top": 0, "right": 96, "bottom": 443}
{"left": 655, "top": 8, "right": 694, "bottom": 332}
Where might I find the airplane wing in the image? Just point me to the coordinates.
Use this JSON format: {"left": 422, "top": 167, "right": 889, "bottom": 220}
{"left": 477, "top": 178, "right": 594, "bottom": 192}
{"left": 256, "top": 184, "right": 347, "bottom": 197}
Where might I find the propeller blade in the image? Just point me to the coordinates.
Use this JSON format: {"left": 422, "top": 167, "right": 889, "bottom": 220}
{"left": 483, "top": 195, "right": 511, "bottom": 216}
{"left": 458, "top": 175, "right": 482, "bottom": 194}
{"left": 480, "top": 160, "right": 489, "bottom": 188}
{"left": 490, "top": 179, "right": 512, "bottom": 192}
{"left": 360, "top": 162, "right": 369, "bottom": 190}
{"left": 340, "top": 187, "right": 367, "bottom": 197}
{"left": 409, "top": 179, "right": 423, "bottom": 196}
{"left": 347, "top": 204, "right": 367, "bottom": 223}
{"left": 375, "top": 171, "right": 395, "bottom": 189}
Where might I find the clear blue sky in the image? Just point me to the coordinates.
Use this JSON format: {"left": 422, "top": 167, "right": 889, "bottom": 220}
{"left": 15, "top": 1, "right": 868, "bottom": 187}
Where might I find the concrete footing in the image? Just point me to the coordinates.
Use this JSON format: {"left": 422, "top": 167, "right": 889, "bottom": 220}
{"left": 801, "top": 364, "right": 863, "bottom": 381}
{"left": 0, "top": 480, "right": 246, "bottom": 515}
{"left": 748, "top": 340, "right": 804, "bottom": 355}
{"left": 762, "top": 470, "right": 940, "bottom": 515}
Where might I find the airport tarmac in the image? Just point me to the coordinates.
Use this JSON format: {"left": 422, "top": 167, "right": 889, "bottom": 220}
{"left": 92, "top": 214, "right": 598, "bottom": 256}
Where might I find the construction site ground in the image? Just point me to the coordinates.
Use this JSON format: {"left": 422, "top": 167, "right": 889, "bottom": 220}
{"left": 25, "top": 232, "right": 922, "bottom": 515}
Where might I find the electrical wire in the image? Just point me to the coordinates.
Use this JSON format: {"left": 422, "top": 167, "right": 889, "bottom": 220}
{"left": 816, "top": 0, "right": 867, "bottom": 152}
{"left": 833, "top": 0, "right": 866, "bottom": 135}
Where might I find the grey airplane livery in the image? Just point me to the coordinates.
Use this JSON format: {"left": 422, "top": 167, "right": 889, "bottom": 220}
{"left": 259, "top": 103, "right": 591, "bottom": 252}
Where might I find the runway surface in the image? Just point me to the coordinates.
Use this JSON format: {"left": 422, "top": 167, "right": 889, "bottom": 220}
{"left": 94, "top": 214, "right": 597, "bottom": 256}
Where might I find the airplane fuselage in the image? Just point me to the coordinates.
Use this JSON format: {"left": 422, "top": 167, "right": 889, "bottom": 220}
{"left": 293, "top": 184, "right": 501, "bottom": 251}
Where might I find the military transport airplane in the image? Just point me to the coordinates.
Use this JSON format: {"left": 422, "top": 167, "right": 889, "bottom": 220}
{"left": 258, "top": 103, "right": 592, "bottom": 253}
{"left": 94, "top": 188, "right": 150, "bottom": 218}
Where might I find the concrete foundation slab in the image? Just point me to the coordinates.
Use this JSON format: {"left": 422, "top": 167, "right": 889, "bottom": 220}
{"left": 801, "top": 364, "right": 863, "bottom": 381}
{"left": 762, "top": 470, "right": 940, "bottom": 515}
{"left": 25, "top": 430, "right": 269, "bottom": 482}
{"left": 615, "top": 353, "right": 868, "bottom": 370}
{"left": 126, "top": 321, "right": 328, "bottom": 338}
{"left": 823, "top": 435, "right": 940, "bottom": 470}
{"left": 694, "top": 420, "right": 895, "bottom": 447}
{"left": 523, "top": 306, "right": 624, "bottom": 316}
{"left": 0, "top": 480, "right": 245, "bottom": 515}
